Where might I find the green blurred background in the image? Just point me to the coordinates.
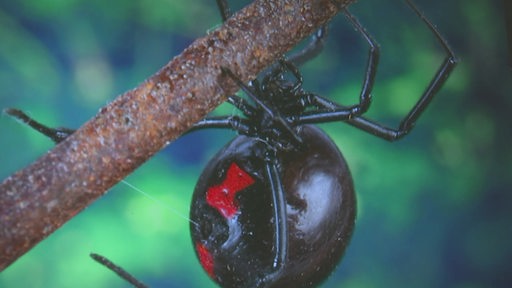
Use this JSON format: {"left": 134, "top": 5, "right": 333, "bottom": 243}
{"left": 0, "top": 0, "right": 510, "bottom": 287}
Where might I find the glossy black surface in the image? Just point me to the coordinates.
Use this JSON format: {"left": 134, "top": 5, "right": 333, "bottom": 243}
{"left": 190, "top": 125, "right": 355, "bottom": 288}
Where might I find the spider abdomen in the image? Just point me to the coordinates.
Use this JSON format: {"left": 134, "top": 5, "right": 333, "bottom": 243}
{"left": 190, "top": 125, "right": 356, "bottom": 288}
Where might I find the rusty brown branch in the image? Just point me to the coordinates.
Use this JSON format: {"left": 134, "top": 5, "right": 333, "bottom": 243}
{"left": 0, "top": 0, "right": 353, "bottom": 270}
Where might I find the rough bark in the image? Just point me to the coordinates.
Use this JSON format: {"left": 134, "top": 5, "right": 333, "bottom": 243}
{"left": 0, "top": 0, "right": 353, "bottom": 270}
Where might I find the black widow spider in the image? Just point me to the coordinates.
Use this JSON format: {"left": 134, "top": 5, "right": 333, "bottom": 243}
{"left": 186, "top": 1, "right": 456, "bottom": 287}
{"left": 5, "top": 0, "right": 457, "bottom": 287}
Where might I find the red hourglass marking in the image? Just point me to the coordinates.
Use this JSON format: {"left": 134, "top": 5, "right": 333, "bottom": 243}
{"left": 206, "top": 162, "right": 255, "bottom": 219}
{"left": 196, "top": 243, "right": 215, "bottom": 278}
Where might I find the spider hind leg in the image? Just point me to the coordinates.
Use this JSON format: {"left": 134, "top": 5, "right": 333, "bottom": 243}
{"left": 347, "top": 0, "right": 458, "bottom": 141}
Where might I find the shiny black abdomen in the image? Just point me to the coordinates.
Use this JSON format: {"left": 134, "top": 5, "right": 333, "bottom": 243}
{"left": 190, "top": 125, "right": 356, "bottom": 288}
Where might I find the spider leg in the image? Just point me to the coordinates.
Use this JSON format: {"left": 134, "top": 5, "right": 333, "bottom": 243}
{"left": 222, "top": 68, "right": 273, "bottom": 116}
{"left": 288, "top": 8, "right": 379, "bottom": 124}
{"left": 258, "top": 150, "right": 287, "bottom": 286}
{"left": 327, "top": 1, "right": 378, "bottom": 117}
{"left": 215, "top": 0, "right": 231, "bottom": 22}
{"left": 189, "top": 115, "right": 253, "bottom": 135}
{"left": 226, "top": 95, "right": 257, "bottom": 118}
{"left": 342, "top": 8, "right": 379, "bottom": 115}
{"left": 396, "top": 0, "right": 458, "bottom": 128}
{"left": 5, "top": 104, "right": 256, "bottom": 143}
{"left": 4, "top": 108, "right": 73, "bottom": 143}
{"left": 90, "top": 253, "right": 148, "bottom": 288}
{"left": 287, "top": 26, "right": 329, "bottom": 66}
{"left": 189, "top": 87, "right": 258, "bottom": 134}
{"left": 346, "top": 0, "right": 457, "bottom": 141}
{"left": 297, "top": 1, "right": 457, "bottom": 141}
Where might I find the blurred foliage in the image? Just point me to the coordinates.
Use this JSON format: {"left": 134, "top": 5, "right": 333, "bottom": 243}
{"left": 0, "top": 0, "right": 510, "bottom": 287}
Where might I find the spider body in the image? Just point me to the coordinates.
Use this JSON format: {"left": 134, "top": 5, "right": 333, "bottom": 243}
{"left": 187, "top": 49, "right": 362, "bottom": 287}
{"left": 188, "top": 54, "right": 360, "bottom": 287}
{"left": 187, "top": 1, "right": 457, "bottom": 287}
{"left": 190, "top": 125, "right": 355, "bottom": 288}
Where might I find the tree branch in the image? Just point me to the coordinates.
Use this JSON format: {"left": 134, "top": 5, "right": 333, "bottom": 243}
{"left": 0, "top": 0, "right": 353, "bottom": 270}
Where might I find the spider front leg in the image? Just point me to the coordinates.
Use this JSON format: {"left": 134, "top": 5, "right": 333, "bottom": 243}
{"left": 287, "top": 25, "right": 329, "bottom": 66}
{"left": 189, "top": 75, "right": 257, "bottom": 135}
{"left": 4, "top": 108, "right": 74, "bottom": 143}
{"left": 215, "top": 0, "right": 231, "bottom": 22}
{"left": 258, "top": 149, "right": 288, "bottom": 287}
{"left": 226, "top": 94, "right": 257, "bottom": 118}
{"left": 190, "top": 115, "right": 254, "bottom": 135}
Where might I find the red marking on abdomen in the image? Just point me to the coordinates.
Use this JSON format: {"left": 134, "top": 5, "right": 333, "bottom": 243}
{"left": 196, "top": 243, "right": 215, "bottom": 278}
{"left": 206, "top": 162, "right": 255, "bottom": 219}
